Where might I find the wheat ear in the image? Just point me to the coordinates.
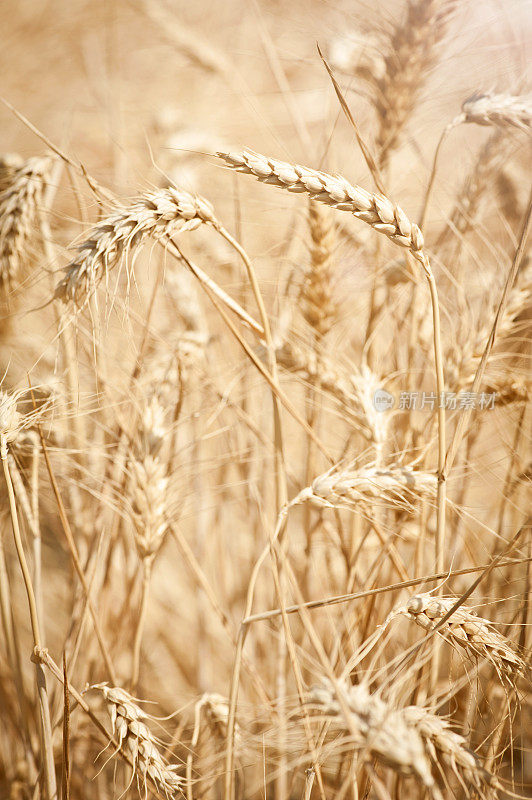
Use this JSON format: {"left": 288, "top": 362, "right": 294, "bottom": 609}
{"left": 459, "top": 92, "right": 532, "bottom": 132}
{"left": 309, "top": 679, "right": 497, "bottom": 798}
{"left": 54, "top": 188, "right": 217, "bottom": 304}
{"left": 88, "top": 683, "right": 184, "bottom": 798}
{"left": 217, "top": 150, "right": 426, "bottom": 262}
{"left": 292, "top": 462, "right": 437, "bottom": 513}
{"left": 374, "top": 0, "right": 457, "bottom": 168}
{"left": 300, "top": 200, "right": 337, "bottom": 337}
{"left": 308, "top": 680, "right": 440, "bottom": 799}
{"left": 394, "top": 593, "right": 526, "bottom": 682}
{"left": 0, "top": 155, "right": 52, "bottom": 288}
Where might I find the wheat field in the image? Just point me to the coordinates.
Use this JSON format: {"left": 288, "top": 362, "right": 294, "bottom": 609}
{"left": 0, "top": 1, "right": 531, "bottom": 798}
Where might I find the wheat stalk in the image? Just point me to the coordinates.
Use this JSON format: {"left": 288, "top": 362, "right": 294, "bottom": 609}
{"left": 88, "top": 683, "right": 184, "bottom": 798}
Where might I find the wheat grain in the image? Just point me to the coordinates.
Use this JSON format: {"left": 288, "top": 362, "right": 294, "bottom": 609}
{"left": 217, "top": 150, "right": 426, "bottom": 263}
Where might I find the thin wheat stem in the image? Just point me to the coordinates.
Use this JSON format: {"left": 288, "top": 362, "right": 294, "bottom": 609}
{"left": 1, "top": 435, "right": 57, "bottom": 800}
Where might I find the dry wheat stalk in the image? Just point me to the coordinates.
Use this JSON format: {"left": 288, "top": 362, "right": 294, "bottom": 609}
{"left": 308, "top": 680, "right": 440, "bottom": 798}
{"left": 217, "top": 150, "right": 426, "bottom": 263}
{"left": 374, "top": 0, "right": 457, "bottom": 167}
{"left": 54, "top": 188, "right": 217, "bottom": 304}
{"left": 88, "top": 683, "right": 184, "bottom": 798}
{"left": 292, "top": 462, "right": 437, "bottom": 512}
{"left": 393, "top": 593, "right": 526, "bottom": 681}
{"left": 300, "top": 201, "right": 337, "bottom": 337}
{"left": 459, "top": 92, "right": 532, "bottom": 132}
{"left": 0, "top": 155, "right": 52, "bottom": 288}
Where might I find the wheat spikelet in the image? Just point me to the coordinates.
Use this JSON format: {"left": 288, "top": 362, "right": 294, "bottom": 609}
{"left": 292, "top": 462, "right": 437, "bottom": 512}
{"left": 217, "top": 150, "right": 426, "bottom": 263}
{"left": 0, "top": 391, "right": 22, "bottom": 446}
{"left": 137, "top": 394, "right": 168, "bottom": 458}
{"left": 460, "top": 92, "right": 532, "bottom": 132}
{"left": 395, "top": 593, "right": 526, "bottom": 681}
{"left": 0, "top": 155, "right": 52, "bottom": 288}
{"left": 54, "top": 188, "right": 218, "bottom": 304}
{"left": 300, "top": 201, "right": 337, "bottom": 337}
{"left": 201, "top": 693, "right": 242, "bottom": 751}
{"left": 374, "top": 0, "right": 457, "bottom": 167}
{"left": 308, "top": 680, "right": 440, "bottom": 798}
{"left": 164, "top": 263, "right": 208, "bottom": 340}
{"left": 88, "top": 683, "right": 184, "bottom": 798}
